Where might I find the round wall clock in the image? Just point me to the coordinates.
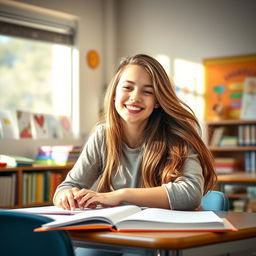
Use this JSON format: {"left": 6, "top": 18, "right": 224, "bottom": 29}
{"left": 87, "top": 50, "right": 100, "bottom": 69}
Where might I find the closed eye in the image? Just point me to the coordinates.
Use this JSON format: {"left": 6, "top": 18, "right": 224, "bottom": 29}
{"left": 122, "top": 85, "right": 132, "bottom": 90}
{"left": 143, "top": 90, "right": 154, "bottom": 95}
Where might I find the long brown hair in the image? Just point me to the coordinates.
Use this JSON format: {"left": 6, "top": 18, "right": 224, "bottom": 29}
{"left": 97, "top": 54, "right": 216, "bottom": 194}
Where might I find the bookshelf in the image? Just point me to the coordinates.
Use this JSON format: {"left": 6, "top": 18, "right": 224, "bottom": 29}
{"left": 0, "top": 164, "right": 72, "bottom": 208}
{"left": 205, "top": 119, "right": 256, "bottom": 212}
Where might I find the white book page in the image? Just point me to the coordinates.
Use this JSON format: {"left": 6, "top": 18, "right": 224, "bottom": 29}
{"left": 43, "top": 205, "right": 141, "bottom": 228}
{"left": 10, "top": 205, "right": 85, "bottom": 215}
{"left": 115, "top": 209, "right": 226, "bottom": 231}
{"left": 41, "top": 214, "right": 73, "bottom": 221}
{"left": 119, "top": 209, "right": 223, "bottom": 224}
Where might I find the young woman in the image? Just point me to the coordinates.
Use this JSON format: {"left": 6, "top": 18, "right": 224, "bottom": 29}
{"left": 53, "top": 54, "right": 216, "bottom": 212}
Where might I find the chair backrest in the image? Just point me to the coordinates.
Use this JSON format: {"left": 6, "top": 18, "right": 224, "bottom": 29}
{"left": 0, "top": 210, "right": 75, "bottom": 256}
{"left": 202, "top": 190, "right": 229, "bottom": 211}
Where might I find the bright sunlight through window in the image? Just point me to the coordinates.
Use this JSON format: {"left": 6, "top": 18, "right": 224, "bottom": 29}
{"left": 0, "top": 35, "right": 72, "bottom": 116}
{"left": 174, "top": 59, "right": 205, "bottom": 121}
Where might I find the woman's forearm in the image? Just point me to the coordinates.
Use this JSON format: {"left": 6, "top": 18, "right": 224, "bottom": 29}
{"left": 119, "top": 186, "right": 170, "bottom": 209}
{"left": 66, "top": 186, "right": 170, "bottom": 209}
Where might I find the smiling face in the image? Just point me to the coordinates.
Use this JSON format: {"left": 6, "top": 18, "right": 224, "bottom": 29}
{"left": 114, "top": 64, "right": 158, "bottom": 128}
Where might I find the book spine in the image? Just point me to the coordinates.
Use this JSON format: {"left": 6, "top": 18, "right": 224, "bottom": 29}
{"left": 11, "top": 173, "right": 17, "bottom": 206}
{"left": 36, "top": 172, "right": 44, "bottom": 203}
{"left": 44, "top": 171, "right": 51, "bottom": 202}
{"left": 238, "top": 125, "right": 244, "bottom": 146}
{"left": 244, "top": 125, "right": 251, "bottom": 146}
{"left": 251, "top": 151, "right": 256, "bottom": 173}
{"left": 251, "top": 125, "right": 256, "bottom": 146}
{"left": 22, "top": 173, "right": 28, "bottom": 205}
{"left": 210, "top": 127, "right": 224, "bottom": 146}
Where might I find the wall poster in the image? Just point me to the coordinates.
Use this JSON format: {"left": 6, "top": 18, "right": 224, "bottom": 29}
{"left": 204, "top": 55, "right": 256, "bottom": 120}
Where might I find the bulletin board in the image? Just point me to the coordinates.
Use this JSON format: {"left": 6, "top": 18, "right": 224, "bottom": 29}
{"left": 204, "top": 54, "right": 256, "bottom": 120}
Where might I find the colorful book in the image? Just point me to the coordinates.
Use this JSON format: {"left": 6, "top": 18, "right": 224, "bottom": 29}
{"left": 219, "top": 136, "right": 238, "bottom": 147}
{"left": 35, "top": 145, "right": 81, "bottom": 165}
{"left": 22, "top": 173, "right": 28, "bottom": 205}
{"left": 36, "top": 172, "right": 44, "bottom": 203}
{"left": 210, "top": 127, "right": 224, "bottom": 146}
{"left": 27, "top": 173, "right": 32, "bottom": 204}
{"left": 43, "top": 172, "right": 51, "bottom": 202}
{"left": 0, "top": 174, "right": 15, "bottom": 206}
{"left": 10, "top": 173, "right": 16, "bottom": 206}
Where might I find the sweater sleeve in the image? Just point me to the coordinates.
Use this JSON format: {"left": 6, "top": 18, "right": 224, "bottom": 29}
{"left": 162, "top": 154, "right": 204, "bottom": 210}
{"left": 53, "top": 125, "right": 105, "bottom": 203}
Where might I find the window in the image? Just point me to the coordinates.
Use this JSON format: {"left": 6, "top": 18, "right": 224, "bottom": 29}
{"left": 174, "top": 58, "right": 205, "bottom": 121}
{"left": 0, "top": 35, "right": 72, "bottom": 116}
{"left": 156, "top": 55, "right": 205, "bottom": 121}
{"left": 0, "top": 11, "right": 75, "bottom": 117}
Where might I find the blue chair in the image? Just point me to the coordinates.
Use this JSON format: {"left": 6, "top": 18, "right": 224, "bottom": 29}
{"left": 202, "top": 190, "right": 229, "bottom": 211}
{"left": 0, "top": 210, "right": 75, "bottom": 256}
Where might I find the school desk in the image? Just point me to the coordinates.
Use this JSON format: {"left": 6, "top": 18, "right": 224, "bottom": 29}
{"left": 69, "top": 211, "right": 256, "bottom": 256}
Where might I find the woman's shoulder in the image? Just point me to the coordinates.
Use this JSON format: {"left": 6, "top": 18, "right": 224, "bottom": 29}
{"left": 83, "top": 123, "right": 106, "bottom": 149}
{"left": 88, "top": 123, "right": 106, "bottom": 142}
{"left": 94, "top": 123, "right": 106, "bottom": 132}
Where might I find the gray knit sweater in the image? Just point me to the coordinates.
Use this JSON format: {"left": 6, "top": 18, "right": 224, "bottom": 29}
{"left": 54, "top": 125, "right": 204, "bottom": 210}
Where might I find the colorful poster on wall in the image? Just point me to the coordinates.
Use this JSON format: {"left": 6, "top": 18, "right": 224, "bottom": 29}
{"left": 0, "top": 110, "right": 19, "bottom": 139}
{"left": 59, "top": 116, "right": 73, "bottom": 138}
{"left": 46, "top": 115, "right": 63, "bottom": 139}
{"left": 204, "top": 55, "right": 256, "bottom": 120}
{"left": 17, "top": 110, "right": 33, "bottom": 138}
{"left": 33, "top": 113, "right": 49, "bottom": 139}
{"left": 240, "top": 77, "right": 256, "bottom": 119}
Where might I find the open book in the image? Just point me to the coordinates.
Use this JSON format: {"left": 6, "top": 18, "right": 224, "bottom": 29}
{"left": 34, "top": 205, "right": 236, "bottom": 232}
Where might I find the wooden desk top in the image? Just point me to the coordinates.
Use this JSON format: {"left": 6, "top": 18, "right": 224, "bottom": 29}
{"left": 69, "top": 211, "right": 256, "bottom": 250}
{"left": 217, "top": 172, "right": 256, "bottom": 183}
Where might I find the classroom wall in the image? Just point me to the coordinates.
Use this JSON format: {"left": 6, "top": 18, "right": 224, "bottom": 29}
{"left": 115, "top": 0, "right": 256, "bottom": 71}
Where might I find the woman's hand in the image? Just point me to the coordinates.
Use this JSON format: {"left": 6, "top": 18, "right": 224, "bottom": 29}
{"left": 55, "top": 186, "right": 170, "bottom": 210}
{"left": 74, "top": 189, "right": 124, "bottom": 209}
{"left": 55, "top": 187, "right": 80, "bottom": 210}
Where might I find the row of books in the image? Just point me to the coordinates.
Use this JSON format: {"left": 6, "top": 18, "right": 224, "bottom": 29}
{"left": 210, "top": 127, "right": 229, "bottom": 146}
{"left": 238, "top": 124, "right": 256, "bottom": 146}
{"left": 22, "top": 171, "right": 62, "bottom": 205}
{"left": 0, "top": 144, "right": 81, "bottom": 167}
{"left": 214, "top": 154, "right": 256, "bottom": 174}
{"left": 214, "top": 157, "right": 242, "bottom": 174}
{"left": 0, "top": 173, "right": 16, "bottom": 207}
{"left": 0, "top": 154, "right": 34, "bottom": 167}
{"left": 35, "top": 145, "right": 82, "bottom": 165}
{"left": 0, "top": 110, "right": 72, "bottom": 139}
{"left": 219, "top": 136, "right": 238, "bottom": 147}
{"left": 245, "top": 151, "right": 256, "bottom": 173}
{"left": 210, "top": 124, "right": 256, "bottom": 147}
